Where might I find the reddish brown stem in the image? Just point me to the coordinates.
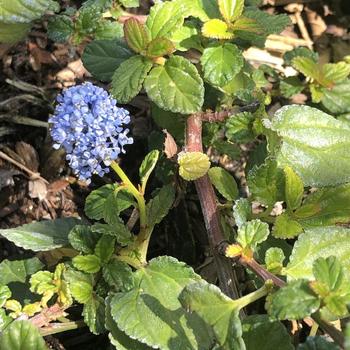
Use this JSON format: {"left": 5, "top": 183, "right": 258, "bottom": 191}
{"left": 186, "top": 114, "right": 241, "bottom": 299}
{"left": 29, "top": 304, "right": 66, "bottom": 328}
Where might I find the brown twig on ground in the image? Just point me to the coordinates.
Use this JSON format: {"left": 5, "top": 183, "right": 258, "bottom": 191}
{"left": 29, "top": 304, "right": 67, "bottom": 328}
{"left": 186, "top": 114, "right": 241, "bottom": 300}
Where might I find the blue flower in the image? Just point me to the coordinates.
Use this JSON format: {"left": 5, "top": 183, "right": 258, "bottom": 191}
{"left": 49, "top": 82, "right": 133, "bottom": 182}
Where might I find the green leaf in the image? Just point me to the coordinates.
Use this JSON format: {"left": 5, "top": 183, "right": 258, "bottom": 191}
{"left": 292, "top": 57, "right": 319, "bottom": 80}
{"left": 280, "top": 76, "right": 304, "bottom": 99}
{"left": 180, "top": 280, "right": 244, "bottom": 349}
{"left": 0, "top": 286, "right": 11, "bottom": 308}
{"left": 124, "top": 18, "right": 150, "bottom": 54}
{"left": 247, "top": 159, "right": 285, "bottom": 207}
{"left": 201, "top": 43, "right": 244, "bottom": 87}
{"left": 103, "top": 260, "right": 134, "bottom": 291}
{"left": 146, "top": 37, "right": 175, "bottom": 58}
{"left": 0, "top": 320, "right": 47, "bottom": 350}
{"left": 82, "top": 39, "right": 133, "bottom": 81}
{"left": 91, "top": 220, "right": 132, "bottom": 246}
{"left": 237, "top": 219, "right": 269, "bottom": 250}
{"left": 119, "top": 0, "right": 139, "bottom": 7}
{"left": 0, "top": 257, "right": 43, "bottom": 284}
{"left": 242, "top": 315, "right": 293, "bottom": 350}
{"left": 30, "top": 271, "right": 55, "bottom": 295}
{"left": 208, "top": 167, "right": 238, "bottom": 201}
{"left": 0, "top": 0, "right": 58, "bottom": 24}
{"left": 171, "top": 21, "right": 201, "bottom": 52}
{"left": 47, "top": 15, "right": 74, "bottom": 42}
{"left": 233, "top": 198, "right": 252, "bottom": 228}
{"left": 284, "top": 165, "right": 303, "bottom": 211}
{"left": 146, "top": 184, "right": 175, "bottom": 227}
{"left": 95, "top": 21, "right": 123, "bottom": 40}
{"left": 285, "top": 226, "right": 350, "bottom": 280}
{"left": 294, "top": 183, "right": 350, "bottom": 228}
{"left": 94, "top": 235, "right": 115, "bottom": 265}
{"left": 145, "top": 56, "right": 204, "bottom": 114}
{"left": 321, "top": 80, "right": 350, "bottom": 114}
{"left": 219, "top": 0, "right": 244, "bottom": 22}
{"left": 283, "top": 47, "right": 318, "bottom": 66}
{"left": 264, "top": 105, "right": 350, "bottom": 186}
{"left": 68, "top": 225, "right": 101, "bottom": 254}
{"left": 110, "top": 256, "right": 213, "bottom": 350}
{"left": 322, "top": 62, "right": 350, "bottom": 85}
{"left": 0, "top": 22, "right": 30, "bottom": 43}
{"left": 64, "top": 269, "right": 93, "bottom": 304}
{"left": 111, "top": 55, "right": 153, "bottom": 103}
{"left": 83, "top": 295, "right": 105, "bottom": 334}
{"left": 265, "top": 248, "right": 285, "bottom": 274}
{"left": 225, "top": 112, "right": 255, "bottom": 143}
{"left": 0, "top": 309, "right": 12, "bottom": 332}
{"left": 73, "top": 254, "right": 101, "bottom": 273}
{"left": 139, "top": 150, "right": 159, "bottom": 190}
{"left": 178, "top": 152, "right": 210, "bottom": 181}
{"left": 174, "top": 0, "right": 221, "bottom": 22}
{"left": 85, "top": 184, "right": 134, "bottom": 223}
{"left": 0, "top": 218, "right": 80, "bottom": 252}
{"left": 298, "top": 336, "right": 340, "bottom": 350}
{"left": 106, "top": 296, "right": 152, "bottom": 350}
{"left": 146, "top": 1, "right": 185, "bottom": 39}
{"left": 202, "top": 19, "right": 234, "bottom": 39}
{"left": 267, "top": 280, "right": 320, "bottom": 320}
{"left": 273, "top": 213, "right": 303, "bottom": 239}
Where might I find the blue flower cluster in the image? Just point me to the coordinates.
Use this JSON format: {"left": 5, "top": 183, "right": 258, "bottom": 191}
{"left": 50, "top": 83, "right": 133, "bottom": 182}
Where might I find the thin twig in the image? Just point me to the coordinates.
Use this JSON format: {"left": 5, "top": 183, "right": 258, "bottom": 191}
{"left": 0, "top": 150, "right": 49, "bottom": 184}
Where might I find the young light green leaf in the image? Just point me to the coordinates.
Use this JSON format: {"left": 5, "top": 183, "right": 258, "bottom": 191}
{"left": 294, "top": 183, "right": 350, "bottom": 228}
{"left": 247, "top": 159, "right": 285, "bottom": 208}
{"left": 111, "top": 55, "right": 153, "bottom": 103}
{"left": 139, "top": 150, "right": 159, "bottom": 190}
{"left": 267, "top": 280, "right": 320, "bottom": 320}
{"left": 171, "top": 21, "right": 201, "bottom": 52}
{"left": 83, "top": 295, "right": 105, "bottom": 335}
{"left": 146, "top": 185, "right": 175, "bottom": 227}
{"left": 103, "top": 260, "right": 134, "bottom": 291}
{"left": 124, "top": 18, "right": 150, "bottom": 54}
{"left": 202, "top": 19, "right": 234, "bottom": 39}
{"left": 201, "top": 43, "right": 244, "bottom": 87}
{"left": 146, "top": 37, "right": 175, "bottom": 58}
{"left": 94, "top": 235, "right": 115, "bottom": 265}
{"left": 285, "top": 226, "right": 350, "bottom": 280}
{"left": 0, "top": 218, "right": 80, "bottom": 252}
{"left": 292, "top": 57, "right": 319, "bottom": 80}
{"left": 264, "top": 105, "right": 350, "bottom": 186}
{"left": 273, "top": 213, "right": 303, "bottom": 239}
{"left": 72, "top": 255, "right": 101, "bottom": 274}
{"left": 0, "top": 22, "right": 30, "bottom": 43}
{"left": 225, "top": 112, "right": 255, "bottom": 143}
{"left": 68, "top": 225, "right": 101, "bottom": 254}
{"left": 29, "top": 271, "right": 55, "bottom": 295}
{"left": 284, "top": 166, "right": 304, "bottom": 211}
{"left": 0, "top": 257, "right": 43, "bottom": 285}
{"left": 321, "top": 80, "right": 350, "bottom": 114}
{"left": 237, "top": 219, "right": 269, "bottom": 250}
{"left": 265, "top": 248, "right": 285, "bottom": 274}
{"left": 180, "top": 280, "right": 244, "bottom": 349}
{"left": 322, "top": 62, "right": 350, "bottom": 85}
{"left": 0, "top": 320, "right": 47, "bottom": 350}
{"left": 146, "top": 1, "right": 185, "bottom": 39}
{"left": 82, "top": 40, "right": 133, "bottom": 81}
{"left": 145, "top": 56, "right": 204, "bottom": 114}
{"left": 233, "top": 198, "right": 252, "bottom": 228}
{"left": 0, "top": 286, "right": 11, "bottom": 308}
{"left": 283, "top": 47, "right": 318, "bottom": 66}
{"left": 119, "top": 0, "right": 139, "bottom": 7}
{"left": 0, "top": 308, "right": 12, "bottom": 332}
{"left": 94, "top": 21, "right": 123, "bottom": 40}
{"left": 218, "top": 0, "right": 244, "bottom": 22}
{"left": 110, "top": 256, "right": 213, "bottom": 350}
{"left": 64, "top": 269, "right": 93, "bottom": 304}
{"left": 208, "top": 167, "right": 238, "bottom": 201}
{"left": 178, "top": 152, "right": 210, "bottom": 181}
{"left": 242, "top": 315, "right": 293, "bottom": 350}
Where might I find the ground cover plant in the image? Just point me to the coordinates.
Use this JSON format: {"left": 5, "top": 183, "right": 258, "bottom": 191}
{"left": 1, "top": 0, "right": 350, "bottom": 349}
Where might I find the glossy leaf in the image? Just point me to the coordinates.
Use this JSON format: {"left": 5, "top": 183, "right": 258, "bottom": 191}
{"left": 146, "top": 1, "right": 184, "bottom": 39}
{"left": 180, "top": 280, "right": 244, "bottom": 349}
{"left": 298, "top": 336, "right": 340, "bottom": 350}
{"left": 83, "top": 295, "right": 105, "bottom": 334}
{"left": 218, "top": 0, "right": 244, "bottom": 22}
{"left": 178, "top": 152, "right": 210, "bottom": 181}
{"left": 201, "top": 43, "right": 244, "bottom": 87}
{"left": 283, "top": 47, "right": 318, "bottom": 66}
{"left": 321, "top": 80, "right": 350, "bottom": 114}
{"left": 0, "top": 286, "right": 11, "bottom": 308}
{"left": 146, "top": 38, "right": 175, "bottom": 58}
{"left": 265, "top": 248, "right": 285, "bottom": 274}
{"left": 267, "top": 280, "right": 320, "bottom": 320}
{"left": 145, "top": 56, "right": 204, "bottom": 114}
{"left": 139, "top": 150, "right": 159, "bottom": 190}
{"left": 265, "top": 105, "right": 350, "bottom": 186}
{"left": 146, "top": 184, "right": 175, "bottom": 227}
{"left": 284, "top": 166, "right": 304, "bottom": 210}
{"left": 0, "top": 320, "right": 47, "bottom": 350}
{"left": 110, "top": 256, "right": 213, "bottom": 350}
{"left": 47, "top": 15, "right": 73, "bottom": 43}
{"left": 273, "top": 213, "right": 303, "bottom": 239}
{"left": 94, "top": 235, "right": 115, "bottom": 265}
{"left": 73, "top": 254, "right": 101, "bottom": 274}
{"left": 233, "top": 198, "right": 252, "bottom": 228}
{"left": 111, "top": 55, "right": 153, "bottom": 103}
{"left": 225, "top": 112, "right": 255, "bottom": 143}
{"left": 82, "top": 40, "right": 133, "bottom": 81}
{"left": 124, "top": 18, "right": 150, "bottom": 54}
{"left": 103, "top": 260, "right": 134, "bottom": 291}
{"left": 0, "top": 218, "right": 80, "bottom": 251}
{"left": 64, "top": 269, "right": 93, "bottom": 304}
{"left": 68, "top": 225, "right": 101, "bottom": 254}
{"left": 202, "top": 19, "right": 234, "bottom": 39}
{"left": 91, "top": 221, "right": 132, "bottom": 246}
{"left": 285, "top": 226, "right": 350, "bottom": 280}
{"left": 208, "top": 167, "right": 238, "bottom": 201}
